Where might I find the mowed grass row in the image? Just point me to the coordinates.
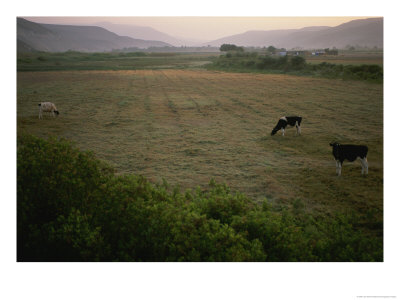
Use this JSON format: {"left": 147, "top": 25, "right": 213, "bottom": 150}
{"left": 17, "top": 69, "right": 383, "bottom": 227}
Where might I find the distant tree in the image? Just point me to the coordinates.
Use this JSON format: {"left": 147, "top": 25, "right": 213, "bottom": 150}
{"left": 220, "top": 44, "right": 244, "bottom": 52}
{"left": 324, "top": 48, "right": 338, "bottom": 55}
{"left": 347, "top": 45, "right": 356, "bottom": 51}
{"left": 267, "top": 46, "right": 276, "bottom": 53}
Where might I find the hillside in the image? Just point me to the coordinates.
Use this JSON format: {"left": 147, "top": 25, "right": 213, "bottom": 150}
{"left": 207, "top": 18, "right": 383, "bottom": 49}
{"left": 17, "top": 18, "right": 172, "bottom": 52}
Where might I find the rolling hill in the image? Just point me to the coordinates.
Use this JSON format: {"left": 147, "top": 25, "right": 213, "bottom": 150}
{"left": 206, "top": 18, "right": 383, "bottom": 49}
{"left": 17, "top": 18, "right": 172, "bottom": 52}
{"left": 93, "top": 22, "right": 204, "bottom": 47}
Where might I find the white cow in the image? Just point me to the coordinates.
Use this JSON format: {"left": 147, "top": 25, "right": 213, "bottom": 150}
{"left": 38, "top": 102, "right": 59, "bottom": 119}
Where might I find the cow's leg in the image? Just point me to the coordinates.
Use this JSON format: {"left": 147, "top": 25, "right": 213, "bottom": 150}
{"left": 359, "top": 158, "right": 365, "bottom": 174}
{"left": 281, "top": 128, "right": 285, "bottom": 136}
{"left": 361, "top": 159, "right": 365, "bottom": 175}
{"left": 337, "top": 161, "right": 342, "bottom": 176}
{"left": 360, "top": 157, "right": 368, "bottom": 175}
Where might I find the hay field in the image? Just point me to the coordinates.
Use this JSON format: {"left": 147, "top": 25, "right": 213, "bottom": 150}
{"left": 17, "top": 69, "right": 383, "bottom": 220}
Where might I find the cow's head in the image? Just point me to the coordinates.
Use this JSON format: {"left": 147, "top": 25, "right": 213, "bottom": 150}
{"left": 271, "top": 129, "right": 278, "bottom": 136}
{"left": 329, "top": 142, "right": 340, "bottom": 147}
{"left": 329, "top": 142, "right": 341, "bottom": 158}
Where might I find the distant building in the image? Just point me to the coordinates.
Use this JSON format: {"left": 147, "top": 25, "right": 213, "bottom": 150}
{"left": 312, "top": 50, "right": 326, "bottom": 56}
{"left": 311, "top": 49, "right": 338, "bottom": 56}
{"left": 287, "top": 50, "right": 308, "bottom": 56}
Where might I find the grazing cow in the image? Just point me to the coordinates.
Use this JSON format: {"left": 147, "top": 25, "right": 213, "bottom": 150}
{"left": 38, "top": 102, "right": 59, "bottom": 119}
{"left": 271, "top": 116, "right": 302, "bottom": 136}
{"left": 329, "top": 142, "right": 368, "bottom": 176}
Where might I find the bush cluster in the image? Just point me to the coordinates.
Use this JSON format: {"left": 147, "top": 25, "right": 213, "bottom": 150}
{"left": 17, "top": 134, "right": 382, "bottom": 261}
{"left": 208, "top": 53, "right": 383, "bottom": 82}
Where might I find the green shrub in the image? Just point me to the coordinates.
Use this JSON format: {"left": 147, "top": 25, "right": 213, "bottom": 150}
{"left": 290, "top": 56, "right": 306, "bottom": 70}
{"left": 17, "top": 134, "right": 113, "bottom": 261}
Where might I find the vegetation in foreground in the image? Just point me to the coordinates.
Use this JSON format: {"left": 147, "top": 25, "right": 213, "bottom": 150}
{"left": 18, "top": 135, "right": 382, "bottom": 262}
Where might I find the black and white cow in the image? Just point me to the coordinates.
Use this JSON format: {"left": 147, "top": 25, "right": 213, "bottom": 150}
{"left": 329, "top": 142, "right": 368, "bottom": 176}
{"left": 271, "top": 116, "right": 302, "bottom": 136}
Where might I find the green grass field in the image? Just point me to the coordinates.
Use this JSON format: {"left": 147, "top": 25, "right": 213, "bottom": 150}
{"left": 17, "top": 51, "right": 218, "bottom": 71}
{"left": 17, "top": 66, "right": 383, "bottom": 240}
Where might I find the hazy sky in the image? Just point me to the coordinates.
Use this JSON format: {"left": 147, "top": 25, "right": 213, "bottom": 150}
{"left": 24, "top": 16, "right": 372, "bottom": 41}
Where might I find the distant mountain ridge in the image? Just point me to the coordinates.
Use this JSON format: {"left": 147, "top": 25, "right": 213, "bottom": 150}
{"left": 17, "top": 18, "right": 172, "bottom": 52}
{"left": 93, "top": 22, "right": 203, "bottom": 47}
{"left": 206, "top": 18, "right": 383, "bottom": 49}
{"left": 17, "top": 17, "right": 383, "bottom": 53}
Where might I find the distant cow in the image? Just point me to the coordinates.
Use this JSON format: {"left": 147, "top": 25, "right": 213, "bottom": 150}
{"left": 329, "top": 142, "right": 368, "bottom": 176}
{"left": 38, "top": 102, "right": 59, "bottom": 119}
{"left": 271, "top": 116, "right": 302, "bottom": 136}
